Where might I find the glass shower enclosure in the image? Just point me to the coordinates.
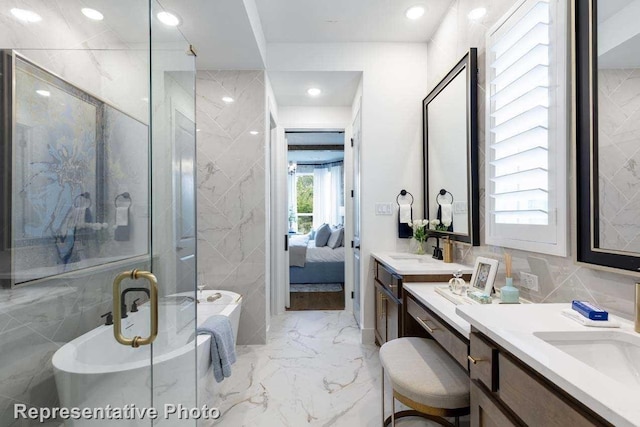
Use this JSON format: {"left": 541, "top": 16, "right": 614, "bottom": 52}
{"left": 0, "top": 1, "right": 198, "bottom": 425}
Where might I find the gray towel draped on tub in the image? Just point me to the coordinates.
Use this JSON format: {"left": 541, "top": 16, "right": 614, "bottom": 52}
{"left": 197, "top": 315, "right": 237, "bottom": 383}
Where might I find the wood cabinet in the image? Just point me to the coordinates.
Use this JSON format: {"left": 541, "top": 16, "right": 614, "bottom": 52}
{"left": 373, "top": 259, "right": 468, "bottom": 346}
{"left": 406, "top": 293, "right": 469, "bottom": 370}
{"left": 469, "top": 330, "right": 613, "bottom": 427}
{"left": 374, "top": 265, "right": 401, "bottom": 345}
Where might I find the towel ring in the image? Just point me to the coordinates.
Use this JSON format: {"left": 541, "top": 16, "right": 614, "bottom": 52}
{"left": 396, "top": 189, "right": 414, "bottom": 206}
{"left": 73, "top": 192, "right": 91, "bottom": 208}
{"left": 436, "top": 189, "right": 454, "bottom": 206}
{"left": 115, "top": 192, "right": 132, "bottom": 208}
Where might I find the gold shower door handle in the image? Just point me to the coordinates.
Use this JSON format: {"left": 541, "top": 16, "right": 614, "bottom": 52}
{"left": 112, "top": 270, "right": 159, "bottom": 348}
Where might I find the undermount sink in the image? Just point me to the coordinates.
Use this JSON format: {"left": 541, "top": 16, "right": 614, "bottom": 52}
{"left": 534, "top": 331, "right": 640, "bottom": 388}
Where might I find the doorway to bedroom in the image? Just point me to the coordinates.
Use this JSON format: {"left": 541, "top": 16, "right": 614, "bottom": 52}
{"left": 287, "top": 131, "right": 346, "bottom": 310}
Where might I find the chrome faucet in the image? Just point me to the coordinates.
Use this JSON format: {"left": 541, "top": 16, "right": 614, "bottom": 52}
{"left": 636, "top": 283, "right": 640, "bottom": 333}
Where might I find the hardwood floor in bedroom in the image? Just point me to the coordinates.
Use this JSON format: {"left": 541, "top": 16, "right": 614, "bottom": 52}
{"left": 288, "top": 283, "right": 345, "bottom": 310}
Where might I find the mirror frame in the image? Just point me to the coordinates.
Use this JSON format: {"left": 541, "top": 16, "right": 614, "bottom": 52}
{"left": 422, "top": 48, "right": 479, "bottom": 246}
{"left": 575, "top": 0, "right": 640, "bottom": 272}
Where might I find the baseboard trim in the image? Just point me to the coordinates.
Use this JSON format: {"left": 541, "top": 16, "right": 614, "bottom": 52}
{"left": 361, "top": 327, "right": 375, "bottom": 345}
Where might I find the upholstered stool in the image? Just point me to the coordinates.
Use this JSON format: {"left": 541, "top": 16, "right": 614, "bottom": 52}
{"left": 379, "top": 337, "right": 470, "bottom": 427}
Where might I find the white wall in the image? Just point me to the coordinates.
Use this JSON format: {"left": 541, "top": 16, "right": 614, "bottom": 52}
{"left": 264, "top": 72, "right": 279, "bottom": 328}
{"left": 268, "top": 43, "right": 429, "bottom": 341}
{"left": 279, "top": 106, "right": 353, "bottom": 127}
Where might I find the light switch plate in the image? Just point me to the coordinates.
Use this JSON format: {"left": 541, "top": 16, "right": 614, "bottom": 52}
{"left": 453, "top": 201, "right": 467, "bottom": 214}
{"left": 375, "top": 203, "right": 393, "bottom": 215}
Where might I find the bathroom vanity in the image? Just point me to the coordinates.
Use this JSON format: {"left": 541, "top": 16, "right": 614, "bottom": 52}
{"left": 371, "top": 252, "right": 472, "bottom": 345}
{"left": 401, "top": 283, "right": 635, "bottom": 426}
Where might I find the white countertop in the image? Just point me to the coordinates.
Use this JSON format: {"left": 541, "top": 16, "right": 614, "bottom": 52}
{"left": 371, "top": 251, "right": 473, "bottom": 276}
{"left": 403, "top": 283, "right": 471, "bottom": 338}
{"left": 456, "top": 303, "right": 640, "bottom": 427}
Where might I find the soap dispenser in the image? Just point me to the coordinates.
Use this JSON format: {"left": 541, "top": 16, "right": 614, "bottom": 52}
{"left": 443, "top": 237, "right": 453, "bottom": 263}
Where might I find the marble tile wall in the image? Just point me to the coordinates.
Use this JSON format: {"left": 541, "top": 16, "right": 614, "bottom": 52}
{"left": 196, "top": 70, "right": 267, "bottom": 345}
{"left": 597, "top": 68, "right": 640, "bottom": 253}
{"left": 428, "top": 0, "right": 639, "bottom": 319}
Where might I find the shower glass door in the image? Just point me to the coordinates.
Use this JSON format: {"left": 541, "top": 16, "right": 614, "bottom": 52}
{"left": 0, "top": 1, "right": 198, "bottom": 425}
{"left": 149, "top": 1, "right": 198, "bottom": 425}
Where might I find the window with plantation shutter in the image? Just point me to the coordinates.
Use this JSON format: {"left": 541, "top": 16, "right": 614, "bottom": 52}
{"left": 485, "top": 0, "right": 568, "bottom": 256}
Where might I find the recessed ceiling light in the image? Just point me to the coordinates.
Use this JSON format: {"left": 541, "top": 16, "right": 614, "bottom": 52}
{"left": 157, "top": 11, "right": 180, "bottom": 27}
{"left": 307, "top": 88, "right": 322, "bottom": 97}
{"left": 141, "top": 97, "right": 149, "bottom": 103}
{"left": 222, "top": 96, "right": 234, "bottom": 103}
{"left": 81, "top": 8, "right": 104, "bottom": 21}
{"left": 36, "top": 90, "right": 50, "bottom": 97}
{"left": 11, "top": 8, "right": 42, "bottom": 23}
{"left": 405, "top": 5, "right": 425, "bottom": 20}
{"left": 196, "top": 128, "right": 201, "bottom": 132}
{"left": 468, "top": 7, "right": 487, "bottom": 20}
{"left": 250, "top": 131, "right": 259, "bottom": 135}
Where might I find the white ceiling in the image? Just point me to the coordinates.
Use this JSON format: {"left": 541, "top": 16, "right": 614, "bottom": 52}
{"left": 254, "top": 0, "right": 453, "bottom": 43}
{"left": 598, "top": 0, "right": 640, "bottom": 68}
{"left": 77, "top": 0, "right": 265, "bottom": 69}
{"left": 269, "top": 71, "right": 362, "bottom": 106}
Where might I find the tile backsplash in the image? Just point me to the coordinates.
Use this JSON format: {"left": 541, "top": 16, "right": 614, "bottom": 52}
{"left": 428, "top": 0, "right": 639, "bottom": 319}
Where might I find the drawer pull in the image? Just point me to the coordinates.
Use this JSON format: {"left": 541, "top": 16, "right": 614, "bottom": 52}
{"left": 416, "top": 317, "right": 437, "bottom": 334}
{"left": 468, "top": 355, "right": 483, "bottom": 365}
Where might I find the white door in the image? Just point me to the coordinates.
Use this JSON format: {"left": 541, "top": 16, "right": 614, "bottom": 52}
{"left": 352, "top": 107, "right": 362, "bottom": 326}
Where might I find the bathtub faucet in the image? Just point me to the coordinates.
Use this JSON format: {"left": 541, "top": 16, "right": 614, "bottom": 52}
{"left": 121, "top": 287, "right": 150, "bottom": 318}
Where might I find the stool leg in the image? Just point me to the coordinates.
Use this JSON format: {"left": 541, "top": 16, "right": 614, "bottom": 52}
{"left": 454, "top": 416, "right": 460, "bottom": 427}
{"left": 381, "top": 366, "right": 385, "bottom": 427}
{"left": 391, "top": 396, "right": 396, "bottom": 427}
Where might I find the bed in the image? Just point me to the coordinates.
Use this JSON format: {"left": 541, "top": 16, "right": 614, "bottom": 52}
{"left": 289, "top": 235, "right": 345, "bottom": 284}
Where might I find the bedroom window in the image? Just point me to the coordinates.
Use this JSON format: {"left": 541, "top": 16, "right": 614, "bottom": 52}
{"left": 296, "top": 174, "right": 314, "bottom": 234}
{"left": 485, "top": 0, "right": 568, "bottom": 256}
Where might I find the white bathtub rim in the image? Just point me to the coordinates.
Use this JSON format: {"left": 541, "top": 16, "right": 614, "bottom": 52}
{"left": 52, "top": 289, "right": 241, "bottom": 375}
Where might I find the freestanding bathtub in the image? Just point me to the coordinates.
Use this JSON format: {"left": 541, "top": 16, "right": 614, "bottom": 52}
{"left": 52, "top": 290, "right": 242, "bottom": 426}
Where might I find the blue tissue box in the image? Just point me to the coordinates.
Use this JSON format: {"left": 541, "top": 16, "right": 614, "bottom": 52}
{"left": 571, "top": 300, "right": 608, "bottom": 321}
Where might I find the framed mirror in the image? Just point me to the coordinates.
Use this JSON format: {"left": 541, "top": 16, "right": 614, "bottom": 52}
{"left": 576, "top": 0, "right": 640, "bottom": 272}
{"left": 423, "top": 49, "right": 479, "bottom": 245}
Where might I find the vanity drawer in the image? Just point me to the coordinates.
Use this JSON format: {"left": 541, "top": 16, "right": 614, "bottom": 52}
{"left": 470, "top": 380, "right": 522, "bottom": 427}
{"left": 469, "top": 332, "right": 499, "bottom": 392}
{"left": 498, "top": 354, "right": 604, "bottom": 427}
{"left": 406, "top": 295, "right": 468, "bottom": 370}
{"left": 375, "top": 261, "right": 401, "bottom": 299}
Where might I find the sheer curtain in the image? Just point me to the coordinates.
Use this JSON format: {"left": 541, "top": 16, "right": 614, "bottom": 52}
{"left": 329, "top": 164, "right": 343, "bottom": 225}
{"left": 312, "top": 164, "right": 344, "bottom": 228}
{"left": 313, "top": 167, "right": 331, "bottom": 229}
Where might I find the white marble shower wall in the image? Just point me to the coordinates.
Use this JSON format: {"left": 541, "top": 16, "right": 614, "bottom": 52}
{"left": 427, "top": 0, "right": 639, "bottom": 319}
{"left": 196, "top": 70, "right": 267, "bottom": 345}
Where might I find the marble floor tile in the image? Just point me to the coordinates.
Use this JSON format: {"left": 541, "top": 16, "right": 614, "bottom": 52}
{"left": 207, "top": 311, "right": 468, "bottom": 427}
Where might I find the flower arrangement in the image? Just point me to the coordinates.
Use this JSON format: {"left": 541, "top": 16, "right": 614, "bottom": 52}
{"left": 412, "top": 219, "right": 428, "bottom": 241}
{"left": 412, "top": 219, "right": 428, "bottom": 254}
{"left": 430, "top": 219, "right": 452, "bottom": 232}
